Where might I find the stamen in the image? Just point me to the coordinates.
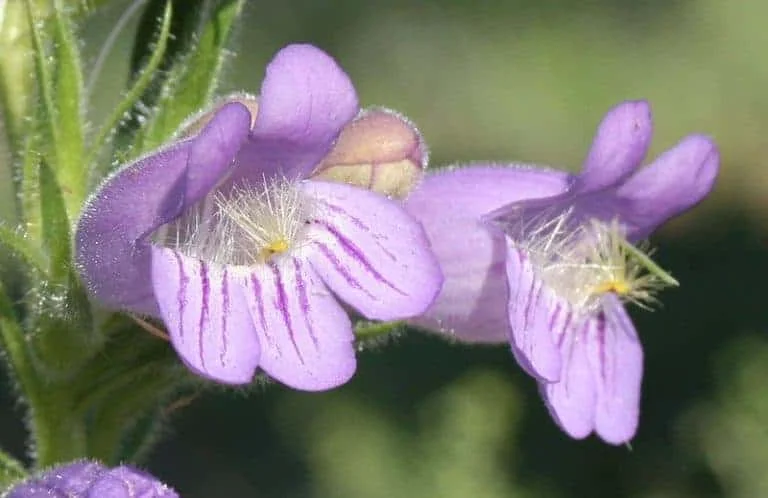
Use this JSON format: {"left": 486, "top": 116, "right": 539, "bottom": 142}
{"left": 510, "top": 210, "right": 674, "bottom": 315}
{"left": 155, "top": 177, "right": 312, "bottom": 267}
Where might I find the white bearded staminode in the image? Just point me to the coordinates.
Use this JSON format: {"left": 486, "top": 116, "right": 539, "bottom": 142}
{"left": 155, "top": 177, "right": 314, "bottom": 267}
{"left": 513, "top": 208, "right": 676, "bottom": 316}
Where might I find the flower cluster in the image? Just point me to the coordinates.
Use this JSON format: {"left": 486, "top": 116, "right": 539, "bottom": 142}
{"left": 75, "top": 45, "right": 718, "bottom": 444}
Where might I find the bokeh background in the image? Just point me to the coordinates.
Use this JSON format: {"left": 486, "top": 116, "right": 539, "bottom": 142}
{"left": 5, "top": 0, "right": 768, "bottom": 496}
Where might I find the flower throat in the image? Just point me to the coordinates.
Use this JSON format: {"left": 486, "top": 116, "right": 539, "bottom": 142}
{"left": 511, "top": 209, "right": 677, "bottom": 315}
{"left": 154, "top": 178, "right": 312, "bottom": 267}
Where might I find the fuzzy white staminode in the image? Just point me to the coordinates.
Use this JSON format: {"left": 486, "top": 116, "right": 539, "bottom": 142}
{"left": 157, "top": 177, "right": 313, "bottom": 267}
{"left": 516, "top": 209, "right": 675, "bottom": 316}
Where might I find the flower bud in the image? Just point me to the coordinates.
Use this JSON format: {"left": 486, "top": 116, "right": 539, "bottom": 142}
{"left": 6, "top": 460, "right": 178, "bottom": 498}
{"left": 312, "top": 108, "right": 427, "bottom": 199}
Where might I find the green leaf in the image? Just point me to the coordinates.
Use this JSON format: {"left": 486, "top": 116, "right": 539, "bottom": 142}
{"left": 111, "top": 0, "right": 206, "bottom": 155}
{"left": 87, "top": 0, "right": 173, "bottom": 186}
{"left": 0, "top": 1, "right": 35, "bottom": 161}
{"left": 19, "top": 134, "right": 41, "bottom": 242}
{"left": 38, "top": 161, "right": 71, "bottom": 283}
{"left": 138, "top": 0, "right": 245, "bottom": 152}
{"left": 50, "top": 0, "right": 86, "bottom": 215}
{"left": 24, "top": 0, "right": 87, "bottom": 224}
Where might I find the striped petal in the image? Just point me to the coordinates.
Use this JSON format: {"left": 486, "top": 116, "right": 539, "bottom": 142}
{"left": 613, "top": 134, "right": 719, "bottom": 240}
{"left": 588, "top": 296, "right": 643, "bottom": 444}
{"left": 151, "top": 247, "right": 260, "bottom": 384}
{"left": 76, "top": 102, "right": 252, "bottom": 315}
{"left": 505, "top": 245, "right": 561, "bottom": 382}
{"left": 541, "top": 318, "right": 597, "bottom": 440}
{"left": 303, "top": 180, "right": 442, "bottom": 320}
{"left": 243, "top": 256, "right": 356, "bottom": 391}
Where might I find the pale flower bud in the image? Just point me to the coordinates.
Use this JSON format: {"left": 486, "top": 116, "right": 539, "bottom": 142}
{"left": 312, "top": 108, "right": 427, "bottom": 199}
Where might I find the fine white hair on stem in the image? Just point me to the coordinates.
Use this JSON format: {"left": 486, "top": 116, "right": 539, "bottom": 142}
{"left": 86, "top": 0, "right": 149, "bottom": 98}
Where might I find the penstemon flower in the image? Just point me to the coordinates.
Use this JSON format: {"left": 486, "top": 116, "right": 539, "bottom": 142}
{"left": 5, "top": 460, "right": 178, "bottom": 498}
{"left": 405, "top": 100, "right": 719, "bottom": 443}
{"left": 75, "top": 44, "right": 442, "bottom": 390}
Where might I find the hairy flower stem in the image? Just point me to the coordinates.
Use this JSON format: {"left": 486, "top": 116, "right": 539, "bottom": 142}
{"left": 0, "top": 288, "right": 87, "bottom": 467}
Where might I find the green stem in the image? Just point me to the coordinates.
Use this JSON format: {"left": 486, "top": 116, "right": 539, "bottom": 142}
{"left": 354, "top": 320, "right": 406, "bottom": 339}
{"left": 28, "top": 390, "right": 88, "bottom": 468}
{"left": 0, "top": 284, "right": 87, "bottom": 468}
{"left": 86, "top": 365, "right": 179, "bottom": 464}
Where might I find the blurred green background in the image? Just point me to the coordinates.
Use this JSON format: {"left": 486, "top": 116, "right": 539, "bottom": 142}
{"left": 5, "top": 0, "right": 768, "bottom": 496}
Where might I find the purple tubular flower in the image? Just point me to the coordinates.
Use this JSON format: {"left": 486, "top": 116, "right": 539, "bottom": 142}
{"left": 405, "top": 100, "right": 719, "bottom": 443}
{"left": 6, "top": 460, "right": 178, "bottom": 498}
{"left": 76, "top": 44, "right": 442, "bottom": 390}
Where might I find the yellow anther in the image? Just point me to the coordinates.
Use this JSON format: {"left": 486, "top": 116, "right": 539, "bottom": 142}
{"left": 258, "top": 238, "right": 290, "bottom": 261}
{"left": 592, "top": 280, "right": 632, "bottom": 297}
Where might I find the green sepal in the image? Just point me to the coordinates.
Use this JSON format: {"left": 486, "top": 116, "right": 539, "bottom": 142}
{"left": 38, "top": 160, "right": 71, "bottom": 283}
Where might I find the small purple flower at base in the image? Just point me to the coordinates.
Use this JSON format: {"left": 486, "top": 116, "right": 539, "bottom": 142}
{"left": 405, "top": 100, "right": 719, "bottom": 444}
{"left": 6, "top": 460, "right": 178, "bottom": 498}
{"left": 75, "top": 44, "right": 442, "bottom": 391}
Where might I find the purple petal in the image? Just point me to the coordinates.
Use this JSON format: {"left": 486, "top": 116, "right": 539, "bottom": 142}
{"left": 151, "top": 247, "right": 260, "bottom": 385}
{"left": 541, "top": 319, "right": 597, "bottom": 439}
{"left": 230, "top": 44, "right": 359, "bottom": 184}
{"left": 613, "top": 134, "right": 719, "bottom": 239}
{"left": 36, "top": 461, "right": 103, "bottom": 495}
{"left": 576, "top": 100, "right": 652, "bottom": 194}
{"left": 588, "top": 296, "right": 643, "bottom": 444}
{"left": 242, "top": 256, "right": 356, "bottom": 391}
{"left": 303, "top": 180, "right": 443, "bottom": 320}
{"left": 504, "top": 245, "right": 562, "bottom": 382}
{"left": 76, "top": 103, "right": 251, "bottom": 314}
{"left": 404, "top": 165, "right": 570, "bottom": 342}
{"left": 7, "top": 461, "right": 178, "bottom": 498}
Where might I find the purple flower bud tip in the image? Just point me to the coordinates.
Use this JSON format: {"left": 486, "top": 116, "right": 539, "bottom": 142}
{"left": 6, "top": 460, "right": 178, "bottom": 498}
